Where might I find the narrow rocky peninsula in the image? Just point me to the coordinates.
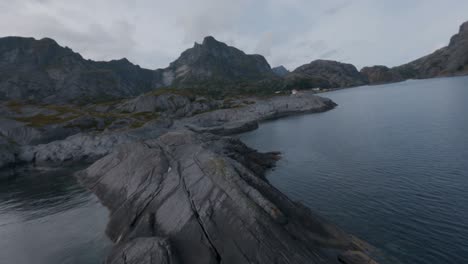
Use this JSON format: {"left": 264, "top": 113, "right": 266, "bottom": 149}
{"left": 78, "top": 130, "right": 377, "bottom": 264}
{"left": 0, "top": 91, "right": 381, "bottom": 263}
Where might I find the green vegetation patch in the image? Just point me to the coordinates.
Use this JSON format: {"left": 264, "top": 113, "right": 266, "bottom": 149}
{"left": 131, "top": 111, "right": 160, "bottom": 121}
{"left": 6, "top": 101, "right": 24, "bottom": 114}
{"left": 15, "top": 114, "right": 79, "bottom": 127}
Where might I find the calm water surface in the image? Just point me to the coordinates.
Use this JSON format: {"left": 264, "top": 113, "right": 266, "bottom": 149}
{"left": 0, "top": 166, "right": 111, "bottom": 264}
{"left": 240, "top": 76, "right": 468, "bottom": 264}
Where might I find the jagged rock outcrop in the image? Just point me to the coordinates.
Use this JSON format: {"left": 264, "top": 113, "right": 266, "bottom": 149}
{"left": 78, "top": 130, "right": 378, "bottom": 264}
{"left": 291, "top": 60, "right": 368, "bottom": 88}
{"left": 272, "top": 65, "right": 290, "bottom": 77}
{"left": 0, "top": 37, "right": 162, "bottom": 103}
{"left": 360, "top": 65, "right": 404, "bottom": 84}
{"left": 162, "top": 36, "right": 274, "bottom": 86}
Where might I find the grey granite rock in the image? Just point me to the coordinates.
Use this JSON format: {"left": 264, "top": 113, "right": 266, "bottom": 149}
{"left": 78, "top": 130, "right": 377, "bottom": 264}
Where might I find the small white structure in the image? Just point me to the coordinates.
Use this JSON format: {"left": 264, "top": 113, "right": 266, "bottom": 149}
{"left": 312, "top": 88, "right": 321, "bottom": 92}
{"left": 291, "top": 89, "right": 298, "bottom": 95}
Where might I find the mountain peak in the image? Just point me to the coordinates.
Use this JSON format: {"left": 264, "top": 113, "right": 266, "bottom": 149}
{"left": 202, "top": 36, "right": 217, "bottom": 44}
{"left": 272, "top": 65, "right": 290, "bottom": 77}
{"left": 200, "top": 36, "right": 228, "bottom": 49}
{"left": 459, "top": 20, "right": 468, "bottom": 33}
{"left": 166, "top": 36, "right": 273, "bottom": 85}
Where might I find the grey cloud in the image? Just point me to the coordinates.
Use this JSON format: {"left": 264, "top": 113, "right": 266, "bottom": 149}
{"left": 1, "top": 0, "right": 468, "bottom": 71}
{"left": 319, "top": 49, "right": 340, "bottom": 59}
{"left": 323, "top": 1, "right": 351, "bottom": 15}
{"left": 255, "top": 32, "right": 275, "bottom": 56}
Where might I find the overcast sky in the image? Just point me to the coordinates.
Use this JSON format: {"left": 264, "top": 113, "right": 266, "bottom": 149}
{"left": 2, "top": 0, "right": 467, "bottom": 70}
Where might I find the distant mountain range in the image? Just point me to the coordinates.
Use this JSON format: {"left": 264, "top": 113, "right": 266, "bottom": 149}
{"left": 1, "top": 20, "right": 467, "bottom": 103}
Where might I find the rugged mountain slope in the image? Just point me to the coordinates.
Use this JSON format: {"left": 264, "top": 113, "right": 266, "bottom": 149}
{"left": 162, "top": 36, "right": 274, "bottom": 86}
{"left": 0, "top": 36, "right": 276, "bottom": 102}
{"left": 272, "top": 65, "right": 290, "bottom": 77}
{"left": 362, "top": 20, "right": 468, "bottom": 84}
{"left": 0, "top": 37, "right": 162, "bottom": 103}
{"left": 360, "top": 65, "right": 404, "bottom": 84}
{"left": 290, "top": 59, "right": 368, "bottom": 88}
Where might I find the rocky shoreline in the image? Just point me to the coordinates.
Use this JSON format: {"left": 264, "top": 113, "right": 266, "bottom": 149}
{"left": 0, "top": 92, "right": 382, "bottom": 263}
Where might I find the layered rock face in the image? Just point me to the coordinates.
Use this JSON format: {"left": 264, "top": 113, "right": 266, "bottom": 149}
{"left": 291, "top": 60, "right": 369, "bottom": 88}
{"left": 0, "top": 37, "right": 161, "bottom": 103}
{"left": 78, "top": 130, "right": 377, "bottom": 264}
{"left": 163, "top": 36, "right": 274, "bottom": 86}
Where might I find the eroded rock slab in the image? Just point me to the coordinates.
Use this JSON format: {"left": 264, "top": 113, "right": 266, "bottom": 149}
{"left": 78, "top": 130, "right": 376, "bottom": 264}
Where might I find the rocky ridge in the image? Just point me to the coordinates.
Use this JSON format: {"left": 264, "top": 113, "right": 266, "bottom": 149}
{"left": 0, "top": 36, "right": 276, "bottom": 103}
{"left": 2, "top": 20, "right": 467, "bottom": 103}
{"left": 0, "top": 37, "right": 162, "bottom": 103}
{"left": 361, "top": 21, "right": 468, "bottom": 84}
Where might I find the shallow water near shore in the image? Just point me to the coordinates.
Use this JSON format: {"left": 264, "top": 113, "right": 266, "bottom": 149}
{"left": 240, "top": 76, "right": 468, "bottom": 264}
{"left": 0, "top": 166, "right": 111, "bottom": 264}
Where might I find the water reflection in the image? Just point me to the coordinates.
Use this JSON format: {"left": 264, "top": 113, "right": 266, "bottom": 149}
{"left": 0, "top": 166, "right": 111, "bottom": 264}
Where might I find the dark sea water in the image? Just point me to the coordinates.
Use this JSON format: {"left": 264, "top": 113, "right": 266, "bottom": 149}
{"left": 0, "top": 166, "right": 111, "bottom": 264}
{"left": 240, "top": 76, "right": 468, "bottom": 264}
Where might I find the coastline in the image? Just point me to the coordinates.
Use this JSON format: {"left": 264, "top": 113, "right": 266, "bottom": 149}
{"left": 1, "top": 92, "right": 381, "bottom": 264}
